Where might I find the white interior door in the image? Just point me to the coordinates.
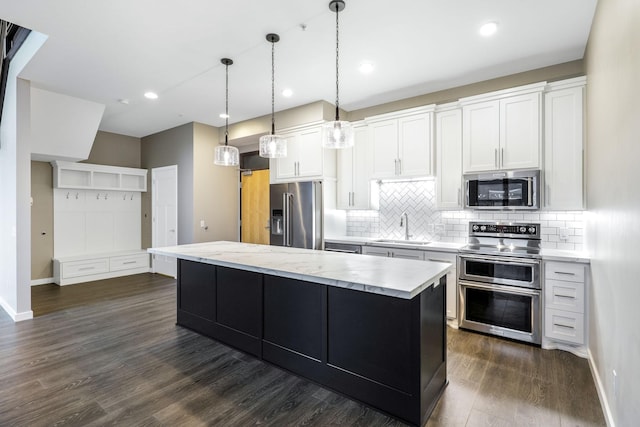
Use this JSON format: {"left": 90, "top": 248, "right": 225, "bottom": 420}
{"left": 152, "top": 165, "right": 178, "bottom": 277}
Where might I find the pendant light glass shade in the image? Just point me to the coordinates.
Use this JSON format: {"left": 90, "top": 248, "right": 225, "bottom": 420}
{"left": 214, "top": 145, "right": 240, "bottom": 166}
{"left": 321, "top": 120, "right": 354, "bottom": 149}
{"left": 259, "top": 134, "right": 287, "bottom": 158}
{"left": 214, "top": 58, "right": 240, "bottom": 167}
{"left": 259, "top": 33, "right": 287, "bottom": 159}
{"left": 322, "top": 0, "right": 354, "bottom": 149}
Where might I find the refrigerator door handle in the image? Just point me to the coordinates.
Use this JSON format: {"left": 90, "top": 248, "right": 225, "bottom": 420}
{"left": 283, "top": 192, "right": 293, "bottom": 246}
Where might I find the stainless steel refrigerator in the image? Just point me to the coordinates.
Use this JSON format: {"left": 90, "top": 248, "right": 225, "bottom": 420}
{"left": 270, "top": 181, "right": 323, "bottom": 249}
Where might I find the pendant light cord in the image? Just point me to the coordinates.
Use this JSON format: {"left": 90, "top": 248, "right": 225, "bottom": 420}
{"left": 335, "top": 4, "right": 340, "bottom": 121}
{"left": 271, "top": 38, "right": 276, "bottom": 135}
{"left": 225, "top": 61, "right": 229, "bottom": 146}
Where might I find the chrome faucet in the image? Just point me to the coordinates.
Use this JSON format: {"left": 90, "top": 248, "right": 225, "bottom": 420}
{"left": 400, "top": 212, "right": 412, "bottom": 240}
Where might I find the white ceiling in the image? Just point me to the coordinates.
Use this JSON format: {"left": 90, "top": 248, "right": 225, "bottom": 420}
{"left": 0, "top": 0, "right": 597, "bottom": 139}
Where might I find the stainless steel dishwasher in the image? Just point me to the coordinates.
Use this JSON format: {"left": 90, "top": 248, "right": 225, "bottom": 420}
{"left": 324, "top": 241, "right": 362, "bottom": 254}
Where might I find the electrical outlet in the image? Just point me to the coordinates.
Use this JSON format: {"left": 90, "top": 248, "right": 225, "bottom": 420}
{"left": 200, "top": 220, "right": 206, "bottom": 228}
{"left": 613, "top": 369, "right": 619, "bottom": 398}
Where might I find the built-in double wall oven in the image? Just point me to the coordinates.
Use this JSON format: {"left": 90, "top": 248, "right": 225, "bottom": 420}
{"left": 458, "top": 222, "right": 542, "bottom": 345}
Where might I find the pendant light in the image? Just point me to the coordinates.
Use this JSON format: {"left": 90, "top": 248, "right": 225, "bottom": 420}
{"left": 321, "top": 0, "right": 354, "bottom": 149}
{"left": 214, "top": 58, "right": 240, "bottom": 166}
{"left": 259, "top": 33, "right": 287, "bottom": 158}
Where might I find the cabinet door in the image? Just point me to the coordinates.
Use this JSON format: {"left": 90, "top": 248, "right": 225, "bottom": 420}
{"left": 296, "top": 127, "right": 323, "bottom": 178}
{"left": 336, "top": 142, "right": 354, "bottom": 209}
{"left": 362, "top": 246, "right": 390, "bottom": 257}
{"left": 390, "top": 248, "right": 424, "bottom": 261}
{"left": 398, "top": 113, "right": 432, "bottom": 177}
{"left": 423, "top": 250, "right": 457, "bottom": 319}
{"left": 274, "top": 133, "right": 299, "bottom": 181}
{"left": 351, "top": 125, "right": 372, "bottom": 209}
{"left": 370, "top": 119, "right": 399, "bottom": 178}
{"left": 500, "top": 92, "right": 540, "bottom": 170}
{"left": 435, "top": 109, "right": 462, "bottom": 209}
{"left": 544, "top": 86, "right": 584, "bottom": 210}
{"left": 463, "top": 101, "right": 500, "bottom": 172}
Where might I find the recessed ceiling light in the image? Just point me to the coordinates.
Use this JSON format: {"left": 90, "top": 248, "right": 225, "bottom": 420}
{"left": 479, "top": 22, "right": 498, "bottom": 37}
{"left": 144, "top": 91, "right": 158, "bottom": 100}
{"left": 282, "top": 88, "right": 293, "bottom": 97}
{"left": 219, "top": 113, "right": 229, "bottom": 119}
{"left": 359, "top": 62, "right": 374, "bottom": 74}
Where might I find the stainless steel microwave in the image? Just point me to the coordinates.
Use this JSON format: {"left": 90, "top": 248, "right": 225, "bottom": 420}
{"left": 464, "top": 169, "right": 540, "bottom": 210}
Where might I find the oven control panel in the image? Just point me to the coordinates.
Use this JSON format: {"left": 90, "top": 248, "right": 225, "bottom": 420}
{"left": 469, "top": 222, "right": 540, "bottom": 238}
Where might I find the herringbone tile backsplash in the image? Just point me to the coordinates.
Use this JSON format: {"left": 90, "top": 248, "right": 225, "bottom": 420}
{"left": 345, "top": 179, "right": 586, "bottom": 250}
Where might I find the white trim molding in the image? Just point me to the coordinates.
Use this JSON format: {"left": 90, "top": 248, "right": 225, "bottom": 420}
{"left": 0, "top": 296, "right": 34, "bottom": 322}
{"left": 31, "top": 277, "right": 54, "bottom": 286}
{"left": 588, "top": 348, "right": 616, "bottom": 427}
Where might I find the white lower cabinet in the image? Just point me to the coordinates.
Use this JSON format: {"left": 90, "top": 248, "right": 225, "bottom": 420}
{"left": 362, "top": 246, "right": 424, "bottom": 260}
{"left": 363, "top": 245, "right": 457, "bottom": 321}
{"left": 543, "top": 261, "right": 587, "bottom": 351}
{"left": 423, "top": 251, "right": 457, "bottom": 320}
{"left": 54, "top": 250, "right": 150, "bottom": 286}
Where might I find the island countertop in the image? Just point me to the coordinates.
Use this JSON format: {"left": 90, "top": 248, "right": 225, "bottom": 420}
{"left": 148, "top": 241, "right": 451, "bottom": 299}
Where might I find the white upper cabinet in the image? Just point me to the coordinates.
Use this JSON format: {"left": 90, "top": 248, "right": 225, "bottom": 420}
{"left": 270, "top": 123, "right": 336, "bottom": 183}
{"left": 543, "top": 77, "right": 586, "bottom": 210}
{"left": 337, "top": 123, "right": 372, "bottom": 209}
{"left": 367, "top": 105, "right": 435, "bottom": 179}
{"left": 461, "top": 82, "right": 544, "bottom": 173}
{"left": 435, "top": 104, "right": 463, "bottom": 209}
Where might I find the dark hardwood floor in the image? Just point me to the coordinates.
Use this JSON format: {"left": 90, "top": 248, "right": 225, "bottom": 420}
{"left": 0, "top": 273, "right": 605, "bottom": 426}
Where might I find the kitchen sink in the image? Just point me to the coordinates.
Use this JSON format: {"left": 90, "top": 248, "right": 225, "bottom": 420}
{"left": 371, "top": 239, "right": 431, "bottom": 247}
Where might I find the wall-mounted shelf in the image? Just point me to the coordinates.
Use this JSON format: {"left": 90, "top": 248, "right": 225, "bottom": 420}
{"left": 51, "top": 160, "right": 148, "bottom": 192}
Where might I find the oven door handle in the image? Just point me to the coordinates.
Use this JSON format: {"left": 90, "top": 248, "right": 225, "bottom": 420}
{"left": 459, "top": 280, "right": 541, "bottom": 296}
{"left": 459, "top": 254, "right": 540, "bottom": 266}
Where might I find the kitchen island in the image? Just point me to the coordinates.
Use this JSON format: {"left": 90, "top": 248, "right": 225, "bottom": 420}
{"left": 148, "top": 241, "right": 451, "bottom": 426}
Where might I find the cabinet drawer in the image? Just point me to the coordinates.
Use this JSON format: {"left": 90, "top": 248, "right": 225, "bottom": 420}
{"left": 62, "top": 258, "right": 109, "bottom": 279}
{"left": 545, "top": 309, "right": 584, "bottom": 345}
{"left": 110, "top": 254, "right": 149, "bottom": 271}
{"left": 422, "top": 250, "right": 456, "bottom": 264}
{"left": 391, "top": 248, "right": 424, "bottom": 260}
{"left": 545, "top": 261, "right": 585, "bottom": 282}
{"left": 545, "top": 279, "right": 584, "bottom": 313}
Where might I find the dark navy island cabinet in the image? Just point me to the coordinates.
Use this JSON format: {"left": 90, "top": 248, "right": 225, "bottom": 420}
{"left": 176, "top": 258, "right": 447, "bottom": 426}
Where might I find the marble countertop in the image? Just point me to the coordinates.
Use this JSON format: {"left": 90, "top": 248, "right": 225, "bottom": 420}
{"left": 148, "top": 241, "right": 452, "bottom": 299}
{"left": 325, "top": 236, "right": 465, "bottom": 253}
{"left": 325, "top": 236, "right": 590, "bottom": 262}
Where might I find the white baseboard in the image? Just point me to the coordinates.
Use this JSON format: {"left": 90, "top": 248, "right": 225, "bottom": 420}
{"left": 31, "top": 277, "right": 54, "bottom": 286}
{"left": 588, "top": 348, "right": 615, "bottom": 427}
{"left": 0, "top": 296, "right": 33, "bottom": 322}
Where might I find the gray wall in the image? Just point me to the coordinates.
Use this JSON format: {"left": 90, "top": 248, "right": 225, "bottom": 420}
{"left": 84, "top": 130, "right": 141, "bottom": 168}
{"left": 141, "top": 123, "right": 194, "bottom": 247}
{"left": 193, "top": 122, "right": 238, "bottom": 242}
{"left": 585, "top": 0, "right": 640, "bottom": 425}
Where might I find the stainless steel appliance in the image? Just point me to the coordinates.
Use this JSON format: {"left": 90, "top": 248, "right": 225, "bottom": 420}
{"left": 458, "top": 221, "right": 542, "bottom": 344}
{"left": 464, "top": 169, "right": 540, "bottom": 210}
{"left": 270, "top": 181, "right": 323, "bottom": 250}
{"left": 324, "top": 241, "right": 362, "bottom": 254}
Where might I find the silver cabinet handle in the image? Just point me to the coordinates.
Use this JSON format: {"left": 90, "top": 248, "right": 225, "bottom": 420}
{"left": 123, "top": 261, "right": 137, "bottom": 265}
{"left": 398, "top": 159, "right": 402, "bottom": 175}
{"left": 494, "top": 149, "right": 498, "bottom": 168}
{"left": 554, "top": 271, "right": 576, "bottom": 276}
{"left": 457, "top": 188, "right": 461, "bottom": 205}
{"left": 553, "top": 323, "right": 575, "bottom": 330}
{"left": 169, "top": 229, "right": 176, "bottom": 232}
{"left": 394, "top": 159, "right": 398, "bottom": 175}
{"left": 501, "top": 148, "right": 504, "bottom": 168}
